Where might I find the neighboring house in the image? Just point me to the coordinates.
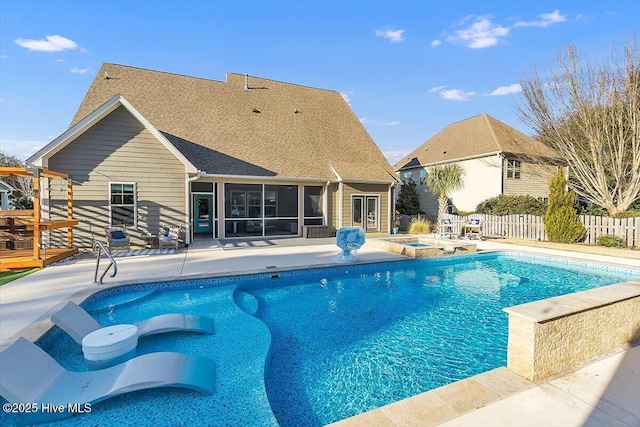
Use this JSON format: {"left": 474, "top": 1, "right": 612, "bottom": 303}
{"left": 27, "top": 63, "right": 398, "bottom": 248}
{"left": 0, "top": 180, "right": 15, "bottom": 210}
{"left": 395, "top": 114, "right": 562, "bottom": 216}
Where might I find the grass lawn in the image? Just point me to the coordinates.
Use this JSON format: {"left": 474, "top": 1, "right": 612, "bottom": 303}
{"left": 0, "top": 268, "right": 39, "bottom": 286}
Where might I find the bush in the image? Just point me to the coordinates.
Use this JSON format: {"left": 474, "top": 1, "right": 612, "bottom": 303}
{"left": 408, "top": 218, "right": 431, "bottom": 234}
{"left": 596, "top": 235, "right": 627, "bottom": 248}
{"left": 544, "top": 172, "right": 585, "bottom": 243}
{"left": 455, "top": 210, "right": 476, "bottom": 217}
{"left": 476, "top": 194, "right": 547, "bottom": 216}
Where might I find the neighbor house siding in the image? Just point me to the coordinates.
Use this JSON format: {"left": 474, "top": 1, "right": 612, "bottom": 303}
{"left": 341, "top": 182, "right": 389, "bottom": 233}
{"left": 503, "top": 160, "right": 557, "bottom": 198}
{"left": 47, "top": 106, "right": 186, "bottom": 248}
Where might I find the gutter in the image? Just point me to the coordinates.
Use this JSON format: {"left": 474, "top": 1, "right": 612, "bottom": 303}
{"left": 399, "top": 151, "right": 502, "bottom": 170}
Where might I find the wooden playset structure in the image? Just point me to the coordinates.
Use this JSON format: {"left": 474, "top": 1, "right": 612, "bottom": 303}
{"left": 0, "top": 167, "right": 79, "bottom": 271}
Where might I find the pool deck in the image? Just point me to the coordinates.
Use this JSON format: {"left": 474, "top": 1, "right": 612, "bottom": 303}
{"left": 0, "top": 235, "right": 638, "bottom": 426}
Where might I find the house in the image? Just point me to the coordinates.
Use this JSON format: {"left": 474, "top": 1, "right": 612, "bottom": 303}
{"left": 395, "top": 114, "right": 562, "bottom": 216}
{"left": 0, "top": 180, "right": 15, "bottom": 210}
{"left": 27, "top": 63, "right": 398, "bottom": 248}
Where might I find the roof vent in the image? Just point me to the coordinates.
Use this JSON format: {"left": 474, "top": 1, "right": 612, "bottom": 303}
{"left": 294, "top": 108, "right": 300, "bottom": 114}
{"left": 252, "top": 108, "right": 260, "bottom": 113}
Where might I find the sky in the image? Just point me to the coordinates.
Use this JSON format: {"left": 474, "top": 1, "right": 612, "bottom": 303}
{"left": 1, "top": 0, "right": 638, "bottom": 165}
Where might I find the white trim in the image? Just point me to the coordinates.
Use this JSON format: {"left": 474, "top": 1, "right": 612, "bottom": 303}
{"left": 398, "top": 151, "right": 502, "bottom": 171}
{"left": 351, "top": 194, "right": 381, "bottom": 232}
{"left": 200, "top": 173, "right": 335, "bottom": 183}
{"left": 27, "top": 95, "right": 198, "bottom": 174}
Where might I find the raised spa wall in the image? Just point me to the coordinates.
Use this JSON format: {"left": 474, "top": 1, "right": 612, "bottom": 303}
{"left": 368, "top": 236, "right": 476, "bottom": 258}
{"left": 504, "top": 279, "right": 640, "bottom": 382}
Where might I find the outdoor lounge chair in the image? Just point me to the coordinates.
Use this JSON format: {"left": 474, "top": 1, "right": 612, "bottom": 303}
{"left": 159, "top": 225, "right": 182, "bottom": 250}
{"left": 439, "top": 218, "right": 457, "bottom": 239}
{"left": 52, "top": 301, "right": 214, "bottom": 345}
{"left": 105, "top": 225, "right": 130, "bottom": 251}
{"left": 0, "top": 337, "right": 215, "bottom": 424}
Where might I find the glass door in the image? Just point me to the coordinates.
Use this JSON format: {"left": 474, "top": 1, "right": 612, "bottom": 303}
{"left": 352, "top": 196, "right": 363, "bottom": 227}
{"left": 194, "top": 194, "right": 213, "bottom": 234}
{"left": 366, "top": 196, "right": 379, "bottom": 231}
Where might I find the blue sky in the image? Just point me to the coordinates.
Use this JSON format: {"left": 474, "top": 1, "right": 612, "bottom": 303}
{"left": 1, "top": 1, "right": 638, "bottom": 164}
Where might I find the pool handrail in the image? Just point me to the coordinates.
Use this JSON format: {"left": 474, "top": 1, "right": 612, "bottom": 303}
{"left": 93, "top": 240, "right": 117, "bottom": 284}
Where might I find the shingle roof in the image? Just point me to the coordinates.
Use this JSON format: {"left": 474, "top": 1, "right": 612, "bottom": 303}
{"left": 395, "top": 114, "right": 560, "bottom": 170}
{"left": 71, "top": 63, "right": 397, "bottom": 183}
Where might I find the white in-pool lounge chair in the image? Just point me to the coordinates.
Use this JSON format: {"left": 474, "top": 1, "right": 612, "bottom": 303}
{"left": 0, "top": 337, "right": 215, "bottom": 424}
{"left": 52, "top": 301, "right": 214, "bottom": 345}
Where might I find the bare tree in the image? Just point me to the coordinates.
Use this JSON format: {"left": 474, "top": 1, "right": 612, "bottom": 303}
{"left": 1, "top": 151, "right": 34, "bottom": 208}
{"left": 516, "top": 37, "right": 640, "bottom": 216}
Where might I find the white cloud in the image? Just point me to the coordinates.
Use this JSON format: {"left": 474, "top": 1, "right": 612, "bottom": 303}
{"left": 430, "top": 86, "right": 475, "bottom": 101}
{"left": 0, "top": 138, "right": 48, "bottom": 160}
{"left": 1, "top": 55, "right": 7, "bottom": 59}
{"left": 14, "top": 35, "right": 81, "bottom": 52}
{"left": 447, "top": 15, "right": 510, "bottom": 49}
{"left": 514, "top": 10, "right": 567, "bottom": 27}
{"left": 360, "top": 118, "right": 400, "bottom": 126}
{"left": 431, "top": 39, "right": 442, "bottom": 47}
{"left": 488, "top": 83, "right": 522, "bottom": 96}
{"left": 71, "top": 67, "right": 90, "bottom": 74}
{"left": 383, "top": 149, "right": 412, "bottom": 164}
{"left": 340, "top": 90, "right": 354, "bottom": 105}
{"left": 375, "top": 28, "right": 405, "bottom": 43}
{"left": 440, "top": 89, "right": 475, "bottom": 101}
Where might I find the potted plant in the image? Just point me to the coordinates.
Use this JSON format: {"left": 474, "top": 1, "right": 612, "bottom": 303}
{"left": 392, "top": 211, "right": 400, "bottom": 234}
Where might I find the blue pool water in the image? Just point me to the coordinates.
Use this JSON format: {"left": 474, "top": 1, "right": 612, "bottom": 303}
{"left": 1, "top": 252, "right": 638, "bottom": 426}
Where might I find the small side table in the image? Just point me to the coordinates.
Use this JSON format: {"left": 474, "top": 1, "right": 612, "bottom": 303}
{"left": 82, "top": 324, "right": 139, "bottom": 369}
{"left": 143, "top": 233, "right": 156, "bottom": 249}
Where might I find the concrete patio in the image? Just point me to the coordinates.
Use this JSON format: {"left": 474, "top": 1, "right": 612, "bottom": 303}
{"left": 0, "top": 236, "right": 638, "bottom": 426}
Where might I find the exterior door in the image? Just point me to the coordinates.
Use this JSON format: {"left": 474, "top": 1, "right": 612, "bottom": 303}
{"left": 194, "top": 194, "right": 213, "bottom": 233}
{"left": 365, "top": 196, "right": 379, "bottom": 231}
{"left": 352, "top": 196, "right": 363, "bottom": 227}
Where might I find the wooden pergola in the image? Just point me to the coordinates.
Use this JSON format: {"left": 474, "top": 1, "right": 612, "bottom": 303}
{"left": 0, "top": 167, "right": 79, "bottom": 271}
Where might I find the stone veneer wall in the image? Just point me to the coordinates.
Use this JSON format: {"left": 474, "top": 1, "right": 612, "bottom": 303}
{"left": 504, "top": 281, "right": 640, "bottom": 381}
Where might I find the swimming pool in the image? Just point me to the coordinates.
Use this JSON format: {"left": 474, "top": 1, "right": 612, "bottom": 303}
{"left": 2, "top": 252, "right": 638, "bottom": 426}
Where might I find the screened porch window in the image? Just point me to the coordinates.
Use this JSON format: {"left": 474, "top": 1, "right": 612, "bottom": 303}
{"left": 303, "top": 186, "right": 324, "bottom": 226}
{"left": 109, "top": 183, "right": 136, "bottom": 227}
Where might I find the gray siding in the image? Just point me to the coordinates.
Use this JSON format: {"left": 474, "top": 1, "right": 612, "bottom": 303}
{"left": 503, "top": 160, "right": 558, "bottom": 198}
{"left": 47, "top": 106, "right": 186, "bottom": 248}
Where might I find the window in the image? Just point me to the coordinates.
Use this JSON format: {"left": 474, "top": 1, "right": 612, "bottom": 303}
{"left": 109, "top": 183, "right": 136, "bottom": 227}
{"left": 402, "top": 171, "right": 412, "bottom": 180}
{"left": 304, "top": 186, "right": 324, "bottom": 225}
{"left": 506, "top": 159, "right": 521, "bottom": 179}
{"left": 419, "top": 169, "right": 426, "bottom": 180}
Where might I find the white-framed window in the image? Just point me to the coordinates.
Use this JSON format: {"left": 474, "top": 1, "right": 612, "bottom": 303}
{"left": 506, "top": 159, "right": 521, "bottom": 179}
{"left": 402, "top": 171, "right": 412, "bottom": 180}
{"left": 109, "top": 182, "right": 137, "bottom": 227}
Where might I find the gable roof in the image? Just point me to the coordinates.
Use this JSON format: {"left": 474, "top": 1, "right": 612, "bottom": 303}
{"left": 27, "top": 95, "right": 198, "bottom": 173}
{"left": 50, "top": 63, "right": 396, "bottom": 183}
{"left": 395, "top": 114, "right": 560, "bottom": 170}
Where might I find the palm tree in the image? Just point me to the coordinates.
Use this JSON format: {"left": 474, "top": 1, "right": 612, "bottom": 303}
{"left": 422, "top": 163, "right": 465, "bottom": 229}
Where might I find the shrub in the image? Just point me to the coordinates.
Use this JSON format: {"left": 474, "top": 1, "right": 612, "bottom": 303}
{"left": 544, "top": 172, "right": 585, "bottom": 243}
{"left": 596, "top": 234, "right": 627, "bottom": 248}
{"left": 455, "top": 210, "right": 476, "bottom": 217}
{"left": 408, "top": 218, "right": 431, "bottom": 234}
{"left": 476, "top": 194, "right": 547, "bottom": 216}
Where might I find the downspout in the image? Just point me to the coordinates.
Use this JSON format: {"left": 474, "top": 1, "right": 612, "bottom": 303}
{"left": 388, "top": 181, "right": 396, "bottom": 234}
{"left": 185, "top": 171, "right": 204, "bottom": 244}
{"left": 329, "top": 164, "right": 343, "bottom": 229}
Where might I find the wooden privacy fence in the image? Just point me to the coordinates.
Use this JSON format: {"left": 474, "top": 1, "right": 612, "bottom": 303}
{"left": 400, "top": 214, "right": 640, "bottom": 247}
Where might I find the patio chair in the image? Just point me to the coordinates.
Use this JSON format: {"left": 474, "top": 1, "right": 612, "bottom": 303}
{"left": 159, "top": 225, "right": 182, "bottom": 250}
{"left": 0, "top": 337, "right": 215, "bottom": 424}
{"left": 464, "top": 217, "right": 483, "bottom": 240}
{"left": 51, "top": 301, "right": 214, "bottom": 345}
{"left": 104, "top": 225, "right": 130, "bottom": 251}
{"left": 439, "top": 218, "right": 457, "bottom": 239}
{"left": 333, "top": 226, "right": 365, "bottom": 263}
